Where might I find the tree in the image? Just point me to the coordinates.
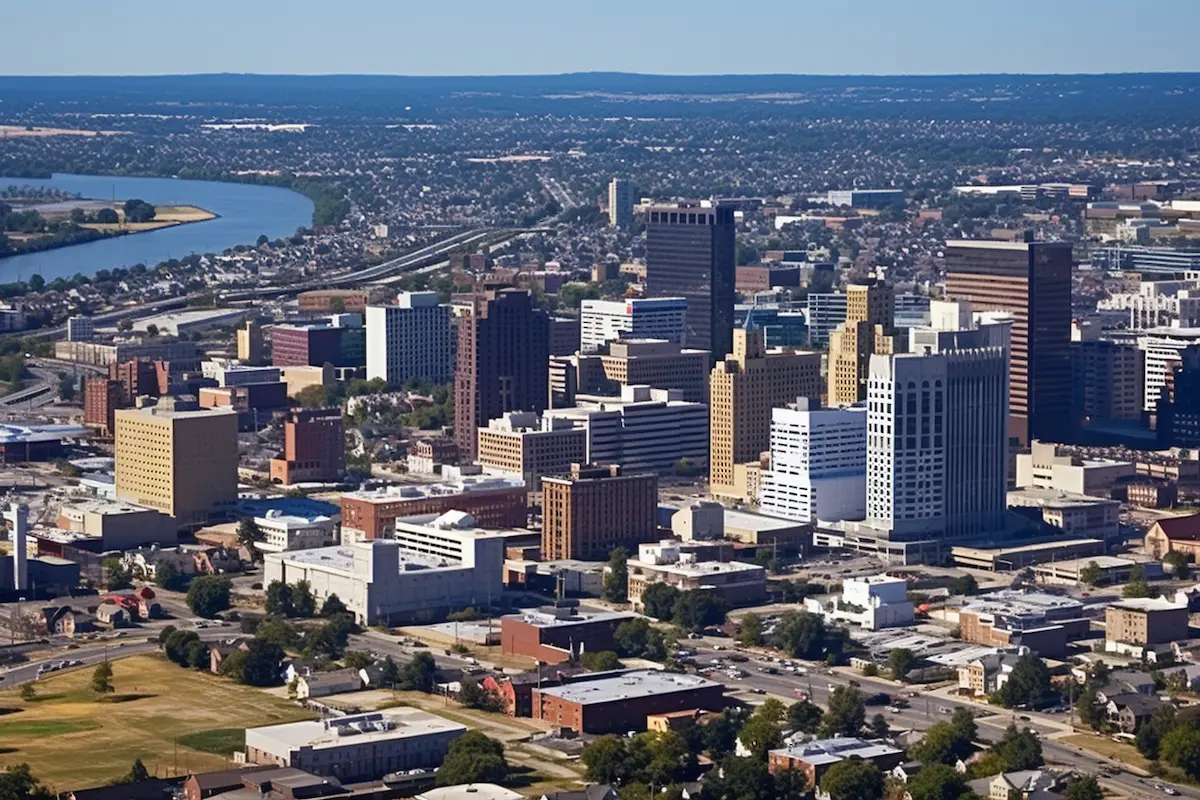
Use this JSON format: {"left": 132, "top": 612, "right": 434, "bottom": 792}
{"left": 888, "top": 648, "right": 916, "bottom": 681}
{"left": 1123, "top": 579, "right": 1153, "bottom": 599}
{"left": 871, "top": 713, "right": 890, "bottom": 740}
{"left": 913, "top": 721, "right": 973, "bottom": 765}
{"left": 995, "top": 655, "right": 1051, "bottom": 709}
{"left": 185, "top": 640, "right": 210, "bottom": 670}
{"left": 821, "top": 759, "right": 884, "bottom": 800}
{"left": 614, "top": 617, "right": 662, "bottom": 659}
{"left": 820, "top": 686, "right": 867, "bottom": 738}
{"left": 604, "top": 547, "right": 629, "bottom": 602}
{"left": 773, "top": 610, "right": 827, "bottom": 659}
{"left": 992, "top": 725, "right": 1043, "bottom": 772}
{"left": 154, "top": 560, "right": 183, "bottom": 591}
{"left": 18, "top": 683, "right": 35, "bottom": 702}
{"left": 292, "top": 581, "right": 317, "bottom": 618}
{"left": 581, "top": 650, "right": 623, "bottom": 671}
{"left": 321, "top": 594, "right": 348, "bottom": 617}
{"left": 330, "top": 297, "right": 347, "bottom": 313}
{"left": 254, "top": 616, "right": 301, "bottom": 649}
{"left": 239, "top": 640, "right": 285, "bottom": 687}
{"left": 459, "top": 678, "right": 503, "bottom": 712}
{"left": 950, "top": 707, "right": 978, "bottom": 746}
{"left": 674, "top": 590, "right": 728, "bottom": 633}
{"left": 1137, "top": 704, "right": 1176, "bottom": 760}
{"left": 237, "top": 518, "right": 264, "bottom": 559}
{"left": 739, "top": 613, "right": 764, "bottom": 647}
{"left": 702, "top": 708, "right": 748, "bottom": 759}
{"left": 1064, "top": 776, "right": 1103, "bottom": 800}
{"left": 582, "top": 736, "right": 630, "bottom": 784}
{"left": 187, "top": 576, "right": 232, "bottom": 618}
{"left": 164, "top": 629, "right": 200, "bottom": 665}
{"left": 103, "top": 557, "right": 131, "bottom": 590}
{"left": 122, "top": 759, "right": 151, "bottom": 784}
{"left": 265, "top": 581, "right": 295, "bottom": 616}
{"left": 1165, "top": 550, "right": 1193, "bottom": 580}
{"left": 379, "top": 656, "right": 400, "bottom": 689}
{"left": 949, "top": 574, "right": 979, "bottom": 596}
{"left": 0, "top": 763, "right": 54, "bottom": 799}
{"left": 1076, "top": 684, "right": 1101, "bottom": 729}
{"left": 435, "top": 731, "right": 508, "bottom": 786}
{"left": 399, "top": 651, "right": 438, "bottom": 692}
{"left": 1161, "top": 726, "right": 1200, "bottom": 779}
{"left": 145, "top": 324, "right": 159, "bottom": 338}
{"left": 343, "top": 651, "right": 374, "bottom": 670}
{"left": 704, "top": 756, "right": 776, "bottom": 800}
{"left": 256, "top": 234, "right": 270, "bottom": 247}
{"left": 1078, "top": 561, "right": 1103, "bottom": 587}
{"left": 788, "top": 699, "right": 824, "bottom": 734}
{"left": 123, "top": 199, "right": 156, "bottom": 223}
{"left": 907, "top": 763, "right": 972, "bottom": 800}
{"left": 57, "top": 372, "right": 76, "bottom": 402}
{"left": 862, "top": 663, "right": 879, "bottom": 677}
{"left": 91, "top": 661, "right": 114, "bottom": 695}
{"left": 641, "top": 582, "right": 682, "bottom": 621}
{"left": 95, "top": 207, "right": 119, "bottom": 224}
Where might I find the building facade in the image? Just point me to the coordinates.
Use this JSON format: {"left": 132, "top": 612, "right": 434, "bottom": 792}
{"left": 541, "top": 464, "right": 658, "bottom": 560}
{"left": 827, "top": 281, "right": 899, "bottom": 406}
{"left": 501, "top": 607, "right": 635, "bottom": 664}
{"left": 579, "top": 298, "right": 687, "bottom": 353}
{"left": 1072, "top": 341, "right": 1144, "bottom": 423}
{"left": 269, "top": 408, "right": 345, "bottom": 485}
{"left": 477, "top": 413, "right": 588, "bottom": 488}
{"left": 339, "top": 476, "right": 527, "bottom": 542}
{"left": 364, "top": 292, "right": 455, "bottom": 385}
{"left": 532, "top": 671, "right": 725, "bottom": 734}
{"left": 608, "top": 178, "right": 633, "bottom": 229}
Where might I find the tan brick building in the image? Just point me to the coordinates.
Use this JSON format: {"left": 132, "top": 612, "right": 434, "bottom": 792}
{"left": 114, "top": 399, "right": 239, "bottom": 528}
{"left": 827, "top": 281, "right": 899, "bottom": 406}
{"left": 1145, "top": 513, "right": 1200, "bottom": 558}
{"left": 1106, "top": 597, "right": 1189, "bottom": 646}
{"left": 541, "top": 463, "right": 658, "bottom": 560}
{"left": 477, "top": 412, "right": 588, "bottom": 488}
{"left": 709, "top": 327, "right": 821, "bottom": 499}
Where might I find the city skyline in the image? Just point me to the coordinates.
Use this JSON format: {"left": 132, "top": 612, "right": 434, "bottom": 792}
{"left": 2, "top": 0, "right": 1198, "bottom": 76}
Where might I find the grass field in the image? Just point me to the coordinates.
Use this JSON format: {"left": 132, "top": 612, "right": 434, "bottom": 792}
{"left": 0, "top": 655, "right": 313, "bottom": 793}
{"left": 80, "top": 204, "right": 217, "bottom": 233}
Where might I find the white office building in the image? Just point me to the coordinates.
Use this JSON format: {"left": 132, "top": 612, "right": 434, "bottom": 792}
{"left": 805, "top": 293, "right": 848, "bottom": 347}
{"left": 608, "top": 178, "right": 634, "bottom": 230}
{"left": 803, "top": 573, "right": 914, "bottom": 630}
{"left": 263, "top": 510, "right": 506, "bottom": 625}
{"left": 1138, "top": 327, "right": 1200, "bottom": 412}
{"left": 365, "top": 292, "right": 455, "bottom": 385}
{"left": 758, "top": 399, "right": 867, "bottom": 524}
{"left": 251, "top": 509, "right": 339, "bottom": 554}
{"left": 1098, "top": 280, "right": 1200, "bottom": 330}
{"left": 544, "top": 384, "right": 708, "bottom": 473}
{"left": 214, "top": 365, "right": 281, "bottom": 387}
{"left": 579, "top": 297, "right": 687, "bottom": 353}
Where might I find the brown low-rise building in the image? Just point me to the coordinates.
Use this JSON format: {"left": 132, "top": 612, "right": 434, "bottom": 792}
{"left": 1106, "top": 597, "right": 1189, "bottom": 646}
{"left": 768, "top": 738, "right": 905, "bottom": 784}
{"left": 531, "top": 670, "right": 725, "bottom": 734}
{"left": 339, "top": 475, "right": 526, "bottom": 542}
{"left": 1123, "top": 479, "right": 1178, "bottom": 509}
{"left": 298, "top": 289, "right": 370, "bottom": 314}
{"left": 541, "top": 463, "right": 658, "bottom": 561}
{"left": 269, "top": 408, "right": 345, "bottom": 485}
{"left": 1145, "top": 513, "right": 1200, "bottom": 558}
{"left": 500, "top": 607, "right": 635, "bottom": 665}
{"left": 957, "top": 590, "right": 1088, "bottom": 660}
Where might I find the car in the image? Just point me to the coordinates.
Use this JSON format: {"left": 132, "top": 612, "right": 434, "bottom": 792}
{"left": 1018, "top": 715, "right": 1031, "bottom": 721}
{"left": 939, "top": 706, "right": 953, "bottom": 714}
{"left": 828, "top": 684, "right": 837, "bottom": 691}
{"left": 887, "top": 705, "right": 903, "bottom": 713}
{"left": 713, "top": 645, "right": 726, "bottom": 651}
{"left": 866, "top": 693, "right": 891, "bottom": 706}
{"left": 761, "top": 666, "right": 778, "bottom": 675}
{"left": 1164, "top": 788, "right": 1179, "bottom": 796}
{"left": 727, "top": 653, "right": 749, "bottom": 663}
{"left": 751, "top": 688, "right": 766, "bottom": 694}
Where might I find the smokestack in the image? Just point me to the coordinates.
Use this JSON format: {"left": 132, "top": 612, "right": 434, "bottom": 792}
{"left": 3, "top": 504, "right": 27, "bottom": 592}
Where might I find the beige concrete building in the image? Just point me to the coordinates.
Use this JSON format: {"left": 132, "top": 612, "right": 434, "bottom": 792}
{"left": 551, "top": 339, "right": 711, "bottom": 407}
{"left": 541, "top": 463, "right": 658, "bottom": 560}
{"left": 477, "top": 412, "right": 587, "bottom": 488}
{"left": 827, "top": 281, "right": 900, "bottom": 406}
{"left": 709, "top": 327, "right": 821, "bottom": 499}
{"left": 1015, "top": 440, "right": 1135, "bottom": 497}
{"left": 279, "top": 364, "right": 336, "bottom": 398}
{"left": 236, "top": 320, "right": 265, "bottom": 366}
{"left": 1105, "top": 597, "right": 1189, "bottom": 647}
{"left": 114, "top": 398, "right": 239, "bottom": 528}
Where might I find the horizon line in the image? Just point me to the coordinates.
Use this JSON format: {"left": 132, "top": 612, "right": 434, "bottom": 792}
{"left": 1, "top": 69, "right": 1198, "bottom": 80}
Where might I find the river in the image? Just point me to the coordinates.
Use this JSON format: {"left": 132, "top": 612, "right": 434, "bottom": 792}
{"left": 0, "top": 173, "right": 315, "bottom": 282}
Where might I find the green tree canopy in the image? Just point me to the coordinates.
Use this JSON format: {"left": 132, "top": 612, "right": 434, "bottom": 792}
{"left": 992, "top": 725, "right": 1043, "bottom": 772}
{"left": 1064, "top": 776, "right": 1103, "bottom": 800}
{"left": 91, "top": 661, "right": 114, "bottom": 695}
{"left": 995, "top": 655, "right": 1051, "bottom": 709}
{"left": 820, "top": 759, "right": 883, "bottom": 800}
{"left": 399, "top": 652, "right": 438, "bottom": 692}
{"left": 641, "top": 582, "right": 682, "bottom": 621}
{"left": 186, "top": 576, "right": 232, "bottom": 618}
{"left": 604, "top": 547, "right": 629, "bottom": 602}
{"left": 888, "top": 648, "right": 916, "bottom": 680}
{"left": 820, "top": 686, "right": 867, "bottom": 738}
{"left": 739, "top": 613, "right": 764, "bottom": 647}
{"left": 436, "top": 731, "right": 509, "bottom": 786}
{"left": 674, "top": 590, "right": 728, "bottom": 633}
{"left": 788, "top": 699, "right": 824, "bottom": 734}
{"left": 581, "top": 650, "right": 623, "bottom": 672}
{"left": 907, "top": 763, "right": 972, "bottom": 800}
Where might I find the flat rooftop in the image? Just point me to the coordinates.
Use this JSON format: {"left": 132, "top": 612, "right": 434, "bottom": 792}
{"left": 535, "top": 670, "right": 720, "bottom": 705}
{"left": 715, "top": 508, "right": 807, "bottom": 532}
{"left": 1032, "top": 555, "right": 1152, "bottom": 572}
{"left": 952, "top": 538, "right": 1105, "bottom": 557}
{"left": 272, "top": 541, "right": 461, "bottom": 574}
{"left": 246, "top": 708, "right": 464, "bottom": 753}
{"left": 505, "top": 608, "right": 635, "bottom": 629}
{"left": 962, "top": 589, "right": 1085, "bottom": 618}
{"left": 770, "top": 737, "right": 902, "bottom": 766}
{"left": 239, "top": 496, "right": 341, "bottom": 520}
{"left": 1007, "top": 488, "right": 1119, "bottom": 509}
{"left": 639, "top": 560, "right": 763, "bottom": 578}
{"left": 62, "top": 498, "right": 158, "bottom": 516}
{"left": 418, "top": 785, "right": 523, "bottom": 800}
{"left": 850, "top": 573, "right": 907, "bottom": 586}
{"left": 0, "top": 423, "right": 89, "bottom": 444}
{"left": 342, "top": 476, "right": 525, "bottom": 504}
{"left": 1110, "top": 597, "right": 1188, "bottom": 612}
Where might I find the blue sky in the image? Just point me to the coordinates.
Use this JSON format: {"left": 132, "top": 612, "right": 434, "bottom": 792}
{"left": 3, "top": 0, "right": 1198, "bottom": 76}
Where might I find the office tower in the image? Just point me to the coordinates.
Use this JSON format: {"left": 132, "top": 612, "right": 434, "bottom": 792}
{"left": 365, "top": 292, "right": 454, "bottom": 385}
{"left": 83, "top": 377, "right": 124, "bottom": 434}
{"left": 66, "top": 316, "right": 94, "bottom": 343}
{"left": 709, "top": 324, "right": 822, "bottom": 500}
{"left": 827, "top": 281, "right": 899, "bottom": 407}
{"left": 908, "top": 311, "right": 1010, "bottom": 539}
{"left": 758, "top": 399, "right": 867, "bottom": 524}
{"left": 236, "top": 320, "right": 265, "bottom": 366}
{"left": 1156, "top": 346, "right": 1200, "bottom": 447}
{"left": 805, "top": 293, "right": 848, "bottom": 347}
{"left": 944, "top": 239, "right": 1073, "bottom": 443}
{"left": 476, "top": 412, "right": 588, "bottom": 488}
{"left": 645, "top": 202, "right": 736, "bottom": 358}
{"left": 1139, "top": 328, "right": 1200, "bottom": 414}
{"left": 550, "top": 317, "right": 580, "bottom": 357}
{"left": 608, "top": 178, "right": 633, "bottom": 230}
{"left": 579, "top": 297, "right": 687, "bottom": 353}
{"left": 269, "top": 408, "right": 346, "bottom": 485}
{"left": 541, "top": 464, "right": 658, "bottom": 560}
{"left": 1072, "top": 341, "right": 1144, "bottom": 424}
{"left": 114, "top": 398, "right": 238, "bottom": 526}
{"left": 109, "top": 359, "right": 160, "bottom": 405}
{"left": 453, "top": 289, "right": 551, "bottom": 461}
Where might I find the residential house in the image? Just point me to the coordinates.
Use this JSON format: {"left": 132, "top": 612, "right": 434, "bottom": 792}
{"left": 41, "top": 605, "right": 95, "bottom": 637}
{"left": 958, "top": 650, "right": 1025, "bottom": 697}
{"left": 1160, "top": 663, "right": 1200, "bottom": 691}
{"left": 182, "top": 767, "right": 270, "bottom": 800}
{"left": 95, "top": 602, "right": 131, "bottom": 628}
{"left": 209, "top": 639, "right": 251, "bottom": 674}
{"left": 194, "top": 547, "right": 244, "bottom": 575}
{"left": 890, "top": 763, "right": 924, "bottom": 784}
{"left": 1097, "top": 671, "right": 1157, "bottom": 701}
{"left": 539, "top": 787, "right": 619, "bottom": 800}
{"left": 123, "top": 546, "right": 197, "bottom": 582}
{"left": 986, "top": 770, "right": 1067, "bottom": 800}
{"left": 1107, "top": 693, "right": 1162, "bottom": 732}
{"left": 295, "top": 668, "right": 362, "bottom": 699}
{"left": 66, "top": 779, "right": 176, "bottom": 800}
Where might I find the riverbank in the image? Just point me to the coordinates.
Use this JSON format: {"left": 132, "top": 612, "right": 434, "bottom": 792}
{"left": 2, "top": 204, "right": 218, "bottom": 260}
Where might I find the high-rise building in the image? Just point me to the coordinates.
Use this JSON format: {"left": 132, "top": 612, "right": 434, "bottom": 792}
{"left": 550, "top": 317, "right": 580, "bottom": 357}
{"left": 579, "top": 297, "right": 687, "bottom": 353}
{"left": 608, "top": 178, "right": 634, "bottom": 230}
{"left": 944, "top": 239, "right": 1073, "bottom": 443}
{"left": 236, "top": 320, "right": 265, "bottom": 366}
{"left": 269, "top": 408, "right": 345, "bottom": 485}
{"left": 551, "top": 339, "right": 711, "bottom": 408}
{"left": 1072, "top": 341, "right": 1144, "bottom": 424}
{"left": 364, "top": 292, "right": 455, "bottom": 385}
{"left": 109, "top": 359, "right": 160, "bottom": 405}
{"left": 114, "top": 398, "right": 239, "bottom": 527}
{"left": 827, "top": 281, "right": 900, "bottom": 407}
{"left": 83, "top": 377, "right": 124, "bottom": 435}
{"left": 1156, "top": 345, "right": 1200, "bottom": 447}
{"left": 66, "top": 316, "right": 94, "bottom": 343}
{"left": 1139, "top": 328, "right": 1200, "bottom": 414}
{"left": 453, "top": 289, "right": 550, "bottom": 461}
{"left": 709, "top": 324, "right": 822, "bottom": 500}
{"left": 645, "top": 203, "right": 736, "bottom": 358}
{"left": 805, "top": 293, "right": 849, "bottom": 347}
{"left": 541, "top": 463, "right": 658, "bottom": 560}
{"left": 758, "top": 399, "right": 867, "bottom": 524}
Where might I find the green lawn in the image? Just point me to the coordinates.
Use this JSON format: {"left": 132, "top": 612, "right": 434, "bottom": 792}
{"left": 177, "top": 728, "right": 245, "bottom": 755}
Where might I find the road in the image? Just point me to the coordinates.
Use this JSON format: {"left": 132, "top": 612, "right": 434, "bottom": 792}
{"left": 691, "top": 642, "right": 1191, "bottom": 799}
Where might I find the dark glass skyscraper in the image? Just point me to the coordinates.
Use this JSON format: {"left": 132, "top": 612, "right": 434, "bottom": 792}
{"left": 453, "top": 289, "right": 550, "bottom": 461}
{"left": 645, "top": 203, "right": 736, "bottom": 359}
{"left": 944, "top": 238, "right": 1073, "bottom": 444}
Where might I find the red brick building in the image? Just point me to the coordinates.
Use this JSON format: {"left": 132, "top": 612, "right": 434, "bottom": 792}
{"left": 298, "top": 289, "right": 370, "bottom": 314}
{"left": 109, "top": 359, "right": 159, "bottom": 404}
{"left": 271, "top": 325, "right": 343, "bottom": 367}
{"left": 270, "top": 408, "right": 345, "bottom": 485}
{"left": 84, "top": 377, "right": 124, "bottom": 434}
{"left": 480, "top": 666, "right": 588, "bottom": 717}
{"left": 339, "top": 477, "right": 527, "bottom": 541}
{"left": 501, "top": 607, "right": 635, "bottom": 665}
{"left": 531, "top": 670, "right": 725, "bottom": 734}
